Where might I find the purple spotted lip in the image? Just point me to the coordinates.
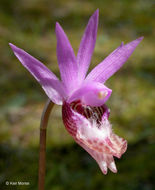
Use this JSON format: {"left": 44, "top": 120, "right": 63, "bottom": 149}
{"left": 9, "top": 9, "right": 143, "bottom": 174}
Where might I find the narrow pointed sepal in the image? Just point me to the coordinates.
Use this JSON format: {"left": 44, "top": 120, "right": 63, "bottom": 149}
{"left": 86, "top": 37, "right": 143, "bottom": 83}
{"left": 9, "top": 43, "right": 65, "bottom": 105}
{"left": 55, "top": 23, "right": 78, "bottom": 94}
{"left": 77, "top": 9, "right": 99, "bottom": 82}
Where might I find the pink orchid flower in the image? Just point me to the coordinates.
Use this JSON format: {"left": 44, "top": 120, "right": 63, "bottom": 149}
{"left": 9, "top": 9, "right": 143, "bottom": 174}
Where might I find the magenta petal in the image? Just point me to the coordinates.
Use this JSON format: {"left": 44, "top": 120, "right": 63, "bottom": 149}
{"left": 68, "top": 81, "right": 112, "bottom": 107}
{"left": 77, "top": 9, "right": 99, "bottom": 83}
{"left": 86, "top": 37, "right": 143, "bottom": 83}
{"left": 55, "top": 22, "right": 78, "bottom": 94}
{"left": 9, "top": 43, "right": 65, "bottom": 105}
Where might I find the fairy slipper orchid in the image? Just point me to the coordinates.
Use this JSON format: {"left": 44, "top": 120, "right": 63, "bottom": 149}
{"left": 9, "top": 9, "right": 143, "bottom": 174}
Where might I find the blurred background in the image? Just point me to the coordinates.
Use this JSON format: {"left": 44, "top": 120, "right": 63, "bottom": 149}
{"left": 0, "top": 0, "right": 154, "bottom": 189}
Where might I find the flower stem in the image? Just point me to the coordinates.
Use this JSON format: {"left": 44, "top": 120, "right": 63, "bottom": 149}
{"left": 38, "top": 99, "right": 54, "bottom": 190}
